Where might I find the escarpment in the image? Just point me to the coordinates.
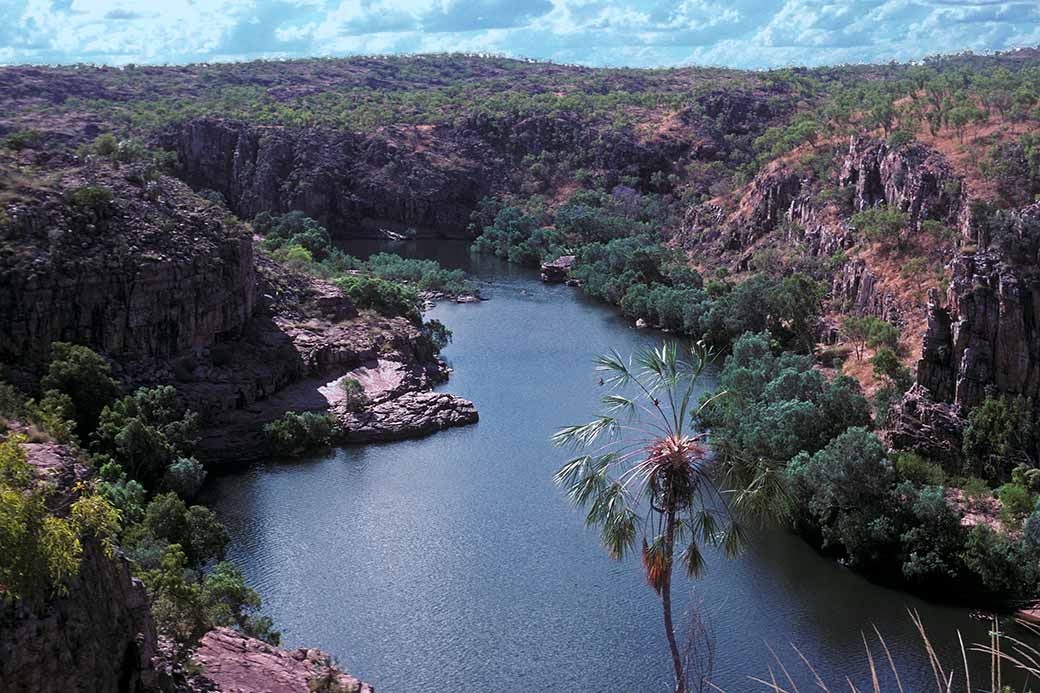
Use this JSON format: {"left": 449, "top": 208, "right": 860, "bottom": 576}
{"left": 0, "top": 156, "right": 255, "bottom": 365}
{"left": 170, "top": 118, "right": 488, "bottom": 239}
{"left": 0, "top": 437, "right": 159, "bottom": 693}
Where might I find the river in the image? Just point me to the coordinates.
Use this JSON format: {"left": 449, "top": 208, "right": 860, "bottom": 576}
{"left": 202, "top": 241, "right": 1018, "bottom": 692}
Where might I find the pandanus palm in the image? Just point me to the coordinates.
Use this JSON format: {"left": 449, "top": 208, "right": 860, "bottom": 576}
{"left": 553, "top": 341, "right": 745, "bottom": 693}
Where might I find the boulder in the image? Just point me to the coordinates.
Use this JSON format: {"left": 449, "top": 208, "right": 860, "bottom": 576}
{"left": 191, "top": 628, "right": 373, "bottom": 693}
{"left": 539, "top": 255, "right": 576, "bottom": 283}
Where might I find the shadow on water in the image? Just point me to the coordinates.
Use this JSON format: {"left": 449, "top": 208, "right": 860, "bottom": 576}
{"left": 201, "top": 239, "right": 1034, "bottom": 692}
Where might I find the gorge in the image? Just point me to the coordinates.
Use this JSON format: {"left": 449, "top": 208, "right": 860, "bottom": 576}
{"left": 3, "top": 49, "right": 1040, "bottom": 692}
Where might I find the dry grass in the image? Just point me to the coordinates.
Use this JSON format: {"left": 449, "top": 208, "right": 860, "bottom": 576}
{"left": 705, "top": 611, "right": 1040, "bottom": 693}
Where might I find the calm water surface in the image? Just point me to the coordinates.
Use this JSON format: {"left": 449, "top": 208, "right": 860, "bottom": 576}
{"left": 203, "top": 240, "right": 1019, "bottom": 692}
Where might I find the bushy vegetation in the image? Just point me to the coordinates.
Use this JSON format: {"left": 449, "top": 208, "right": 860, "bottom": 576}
{"left": 701, "top": 332, "right": 1040, "bottom": 604}
{"left": 263, "top": 411, "right": 338, "bottom": 456}
{"left": 255, "top": 211, "right": 475, "bottom": 331}
{"left": 0, "top": 344, "right": 279, "bottom": 655}
{"left": 0, "top": 434, "right": 120, "bottom": 609}
{"left": 472, "top": 194, "right": 824, "bottom": 353}
{"left": 962, "top": 394, "right": 1038, "bottom": 483}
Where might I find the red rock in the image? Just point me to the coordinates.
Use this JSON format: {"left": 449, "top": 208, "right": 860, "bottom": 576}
{"left": 191, "top": 628, "right": 372, "bottom": 693}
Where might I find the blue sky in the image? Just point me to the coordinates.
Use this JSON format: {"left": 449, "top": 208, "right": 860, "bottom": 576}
{"left": 1, "top": 0, "right": 1039, "bottom": 69}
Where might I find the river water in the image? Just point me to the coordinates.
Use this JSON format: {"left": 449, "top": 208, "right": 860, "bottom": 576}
{"left": 203, "top": 241, "right": 1018, "bottom": 692}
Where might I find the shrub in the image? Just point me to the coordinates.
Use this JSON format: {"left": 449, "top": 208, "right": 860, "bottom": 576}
{"left": 41, "top": 343, "right": 121, "bottom": 438}
{"left": 996, "top": 482, "right": 1034, "bottom": 529}
{"left": 136, "top": 492, "right": 228, "bottom": 569}
{"left": 67, "top": 185, "right": 114, "bottom": 214}
{"left": 162, "top": 457, "right": 207, "bottom": 500}
{"left": 2, "top": 129, "right": 42, "bottom": 150}
{"left": 339, "top": 379, "right": 368, "bottom": 413}
{"left": 850, "top": 206, "right": 908, "bottom": 250}
{"left": 894, "top": 451, "right": 945, "bottom": 486}
{"left": 141, "top": 545, "right": 279, "bottom": 654}
{"left": 787, "top": 427, "right": 897, "bottom": 567}
{"left": 963, "top": 395, "right": 1036, "bottom": 483}
{"left": 422, "top": 319, "right": 452, "bottom": 352}
{"left": 93, "top": 386, "right": 199, "bottom": 489}
{"left": 0, "top": 435, "right": 119, "bottom": 609}
{"left": 334, "top": 275, "right": 420, "bottom": 322}
{"left": 263, "top": 411, "right": 337, "bottom": 456}
{"left": 961, "top": 477, "right": 992, "bottom": 512}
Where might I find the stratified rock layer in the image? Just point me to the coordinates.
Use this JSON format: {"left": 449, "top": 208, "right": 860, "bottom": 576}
{"left": 0, "top": 156, "right": 255, "bottom": 365}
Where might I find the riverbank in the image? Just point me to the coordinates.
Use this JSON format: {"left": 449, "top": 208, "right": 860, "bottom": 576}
{"left": 205, "top": 245, "right": 1017, "bottom": 692}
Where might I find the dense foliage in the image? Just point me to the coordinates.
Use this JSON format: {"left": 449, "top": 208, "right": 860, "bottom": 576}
{"left": 0, "top": 345, "right": 279, "bottom": 654}
{"left": 472, "top": 195, "right": 824, "bottom": 353}
{"left": 263, "top": 411, "right": 338, "bottom": 456}
{"left": 0, "top": 434, "right": 120, "bottom": 609}
{"left": 702, "top": 332, "right": 1040, "bottom": 605}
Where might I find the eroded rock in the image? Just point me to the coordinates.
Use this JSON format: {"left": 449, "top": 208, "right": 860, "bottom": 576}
{"left": 191, "top": 628, "right": 372, "bottom": 693}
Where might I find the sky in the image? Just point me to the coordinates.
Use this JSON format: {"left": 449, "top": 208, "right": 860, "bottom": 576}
{"left": 1, "top": 0, "right": 1039, "bottom": 69}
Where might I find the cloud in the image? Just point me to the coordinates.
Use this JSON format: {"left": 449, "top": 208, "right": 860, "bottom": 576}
{"left": 0, "top": 0, "right": 1036, "bottom": 68}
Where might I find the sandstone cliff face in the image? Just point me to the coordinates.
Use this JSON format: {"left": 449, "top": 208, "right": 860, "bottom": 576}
{"left": 0, "top": 439, "right": 159, "bottom": 693}
{"left": 916, "top": 203, "right": 1040, "bottom": 411}
{"left": 0, "top": 156, "right": 255, "bottom": 365}
{"left": 170, "top": 118, "right": 488, "bottom": 239}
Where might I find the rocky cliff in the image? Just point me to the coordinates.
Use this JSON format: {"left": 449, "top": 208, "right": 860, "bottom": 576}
{"left": 0, "top": 438, "right": 159, "bottom": 693}
{"left": 0, "top": 150, "right": 476, "bottom": 460}
{"left": 0, "top": 152, "right": 255, "bottom": 366}
{"left": 170, "top": 118, "right": 488, "bottom": 239}
{"left": 916, "top": 203, "right": 1040, "bottom": 412}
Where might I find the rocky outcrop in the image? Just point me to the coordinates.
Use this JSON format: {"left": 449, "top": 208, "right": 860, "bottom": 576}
{"left": 0, "top": 156, "right": 477, "bottom": 460}
{"left": 888, "top": 384, "right": 966, "bottom": 465}
{"left": 0, "top": 157, "right": 255, "bottom": 366}
{"left": 191, "top": 628, "right": 372, "bottom": 693}
{"left": 840, "top": 137, "right": 964, "bottom": 229}
{"left": 340, "top": 390, "right": 477, "bottom": 443}
{"left": 0, "top": 437, "right": 159, "bottom": 693}
{"left": 170, "top": 118, "right": 488, "bottom": 239}
{"left": 540, "top": 255, "right": 575, "bottom": 283}
{"left": 182, "top": 258, "right": 473, "bottom": 460}
{"left": 915, "top": 204, "right": 1040, "bottom": 412}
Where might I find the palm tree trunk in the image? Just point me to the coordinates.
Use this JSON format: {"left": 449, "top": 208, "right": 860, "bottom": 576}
{"left": 662, "top": 506, "right": 686, "bottom": 693}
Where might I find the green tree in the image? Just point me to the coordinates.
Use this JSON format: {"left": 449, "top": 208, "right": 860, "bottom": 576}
{"left": 41, "top": 343, "right": 121, "bottom": 438}
{"left": 553, "top": 342, "right": 747, "bottom": 693}
{"left": 93, "top": 386, "right": 199, "bottom": 489}
{"left": 851, "top": 207, "right": 909, "bottom": 250}
{"left": 263, "top": 411, "right": 338, "bottom": 456}
{"left": 962, "top": 395, "right": 1036, "bottom": 483}
{"left": 788, "top": 428, "right": 898, "bottom": 567}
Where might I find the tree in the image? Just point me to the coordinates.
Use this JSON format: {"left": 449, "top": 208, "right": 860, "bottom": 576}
{"left": 787, "top": 428, "right": 898, "bottom": 567}
{"left": 962, "top": 395, "right": 1036, "bottom": 483}
{"left": 553, "top": 342, "right": 746, "bottom": 693}
{"left": 851, "top": 207, "right": 909, "bottom": 250}
{"left": 93, "top": 386, "right": 199, "bottom": 489}
{"left": 774, "top": 273, "right": 824, "bottom": 353}
{"left": 140, "top": 492, "right": 228, "bottom": 569}
{"left": 0, "top": 434, "right": 120, "bottom": 609}
{"left": 40, "top": 343, "right": 121, "bottom": 438}
{"left": 339, "top": 378, "right": 369, "bottom": 413}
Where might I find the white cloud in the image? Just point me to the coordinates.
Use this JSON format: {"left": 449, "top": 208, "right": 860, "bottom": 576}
{"left": 0, "top": 0, "right": 1037, "bottom": 67}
